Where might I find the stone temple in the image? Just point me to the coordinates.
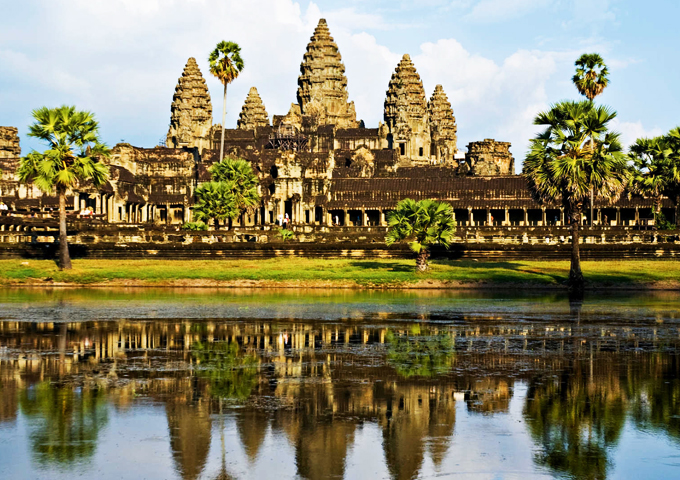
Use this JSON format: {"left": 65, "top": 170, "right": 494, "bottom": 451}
{"left": 0, "top": 19, "right": 673, "bottom": 229}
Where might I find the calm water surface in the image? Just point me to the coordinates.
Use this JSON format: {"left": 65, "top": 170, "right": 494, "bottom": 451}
{"left": 0, "top": 288, "right": 679, "bottom": 480}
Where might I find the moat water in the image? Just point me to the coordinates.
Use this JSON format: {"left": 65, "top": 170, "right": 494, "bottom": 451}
{"left": 1, "top": 288, "right": 679, "bottom": 480}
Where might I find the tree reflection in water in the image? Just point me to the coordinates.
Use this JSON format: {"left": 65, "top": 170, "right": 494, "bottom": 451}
{"left": 191, "top": 340, "right": 259, "bottom": 401}
{"left": 19, "top": 382, "right": 109, "bottom": 467}
{"left": 386, "top": 326, "right": 455, "bottom": 378}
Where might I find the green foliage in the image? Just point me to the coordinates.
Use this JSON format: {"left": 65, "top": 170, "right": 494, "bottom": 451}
{"left": 277, "top": 228, "right": 295, "bottom": 242}
{"left": 209, "top": 156, "right": 260, "bottom": 213}
{"left": 17, "top": 106, "right": 110, "bottom": 193}
{"left": 208, "top": 41, "right": 244, "bottom": 86}
{"left": 523, "top": 100, "right": 628, "bottom": 215}
{"left": 572, "top": 53, "right": 609, "bottom": 100}
{"left": 192, "top": 157, "right": 260, "bottom": 229}
{"left": 386, "top": 327, "right": 455, "bottom": 378}
{"left": 629, "top": 137, "right": 675, "bottom": 213}
{"left": 191, "top": 341, "right": 258, "bottom": 401}
{"left": 386, "top": 199, "right": 455, "bottom": 268}
{"left": 181, "top": 221, "right": 208, "bottom": 231}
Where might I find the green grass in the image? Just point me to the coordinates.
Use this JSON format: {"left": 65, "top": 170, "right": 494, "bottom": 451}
{"left": 0, "top": 258, "right": 678, "bottom": 288}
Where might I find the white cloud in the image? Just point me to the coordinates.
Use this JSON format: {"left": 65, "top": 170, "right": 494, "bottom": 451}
{"left": 609, "top": 119, "right": 664, "bottom": 151}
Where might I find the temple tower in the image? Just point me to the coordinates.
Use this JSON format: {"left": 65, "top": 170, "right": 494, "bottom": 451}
{"left": 428, "top": 85, "right": 457, "bottom": 165}
{"left": 166, "top": 57, "right": 212, "bottom": 153}
{"left": 297, "top": 19, "right": 357, "bottom": 128}
{"left": 237, "top": 87, "right": 270, "bottom": 130}
{"left": 384, "top": 54, "right": 430, "bottom": 164}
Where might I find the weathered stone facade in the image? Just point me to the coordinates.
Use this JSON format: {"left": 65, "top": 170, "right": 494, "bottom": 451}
{"left": 297, "top": 19, "right": 357, "bottom": 129}
{"left": 384, "top": 54, "right": 431, "bottom": 164}
{"left": 166, "top": 57, "right": 212, "bottom": 153}
{"left": 237, "top": 87, "right": 270, "bottom": 130}
{"left": 428, "top": 85, "right": 457, "bottom": 165}
{"left": 465, "top": 139, "right": 514, "bottom": 176}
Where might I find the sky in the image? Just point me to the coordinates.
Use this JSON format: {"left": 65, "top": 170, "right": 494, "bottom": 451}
{"left": 1, "top": 0, "right": 679, "bottom": 172}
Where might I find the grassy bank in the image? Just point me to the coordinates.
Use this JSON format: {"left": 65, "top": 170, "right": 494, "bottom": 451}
{"left": 0, "top": 258, "right": 678, "bottom": 289}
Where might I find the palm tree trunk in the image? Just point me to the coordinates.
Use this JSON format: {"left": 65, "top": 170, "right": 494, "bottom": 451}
{"left": 416, "top": 249, "right": 429, "bottom": 273}
{"left": 58, "top": 187, "right": 72, "bottom": 270}
{"left": 568, "top": 208, "right": 584, "bottom": 295}
{"left": 219, "top": 83, "right": 227, "bottom": 162}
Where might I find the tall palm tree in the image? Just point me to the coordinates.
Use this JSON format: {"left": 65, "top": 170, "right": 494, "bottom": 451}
{"left": 386, "top": 199, "right": 455, "bottom": 272}
{"left": 628, "top": 136, "right": 675, "bottom": 220}
{"left": 209, "top": 41, "right": 244, "bottom": 162}
{"left": 523, "top": 100, "right": 628, "bottom": 294}
{"left": 572, "top": 53, "right": 609, "bottom": 101}
{"left": 17, "top": 106, "right": 110, "bottom": 270}
{"left": 573, "top": 53, "right": 610, "bottom": 225}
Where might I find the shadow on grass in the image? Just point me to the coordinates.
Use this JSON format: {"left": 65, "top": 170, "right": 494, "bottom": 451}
{"left": 433, "top": 259, "right": 566, "bottom": 284}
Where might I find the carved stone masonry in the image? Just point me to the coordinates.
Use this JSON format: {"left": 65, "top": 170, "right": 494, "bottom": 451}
{"left": 166, "top": 57, "right": 213, "bottom": 153}
{"left": 428, "top": 85, "right": 457, "bottom": 165}
{"left": 466, "top": 139, "right": 515, "bottom": 176}
{"left": 384, "top": 54, "right": 430, "bottom": 163}
{"left": 297, "top": 19, "right": 357, "bottom": 128}
{"left": 237, "top": 87, "right": 270, "bottom": 130}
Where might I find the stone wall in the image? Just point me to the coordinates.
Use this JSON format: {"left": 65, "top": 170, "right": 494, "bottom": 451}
{"left": 465, "top": 139, "right": 514, "bottom": 175}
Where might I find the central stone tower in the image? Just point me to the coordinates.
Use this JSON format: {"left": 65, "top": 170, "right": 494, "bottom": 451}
{"left": 296, "top": 19, "right": 357, "bottom": 128}
{"left": 384, "top": 54, "right": 430, "bottom": 164}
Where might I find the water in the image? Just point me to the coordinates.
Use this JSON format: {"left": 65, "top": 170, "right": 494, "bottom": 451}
{"left": 0, "top": 288, "right": 679, "bottom": 479}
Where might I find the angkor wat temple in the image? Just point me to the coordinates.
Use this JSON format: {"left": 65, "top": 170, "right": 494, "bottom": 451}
{"left": 0, "top": 19, "right": 675, "bottom": 229}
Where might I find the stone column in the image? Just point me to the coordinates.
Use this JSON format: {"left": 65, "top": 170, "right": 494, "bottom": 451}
{"left": 486, "top": 208, "right": 491, "bottom": 226}
{"left": 541, "top": 207, "right": 547, "bottom": 226}
{"left": 380, "top": 210, "right": 386, "bottom": 226}
{"left": 468, "top": 207, "right": 473, "bottom": 227}
{"left": 635, "top": 207, "right": 639, "bottom": 223}
{"left": 95, "top": 195, "right": 102, "bottom": 214}
{"left": 74, "top": 192, "right": 80, "bottom": 211}
{"left": 362, "top": 208, "right": 367, "bottom": 226}
{"left": 504, "top": 207, "right": 509, "bottom": 226}
{"left": 616, "top": 207, "right": 620, "bottom": 225}
{"left": 560, "top": 207, "right": 565, "bottom": 225}
{"left": 523, "top": 208, "right": 528, "bottom": 226}
{"left": 166, "top": 204, "right": 171, "bottom": 225}
{"left": 344, "top": 209, "right": 349, "bottom": 227}
{"left": 597, "top": 208, "right": 602, "bottom": 226}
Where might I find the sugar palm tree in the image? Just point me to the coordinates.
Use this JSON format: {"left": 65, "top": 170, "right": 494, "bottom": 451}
{"left": 523, "top": 100, "right": 628, "bottom": 294}
{"left": 209, "top": 156, "right": 260, "bottom": 216}
{"left": 209, "top": 41, "right": 244, "bottom": 162}
{"left": 17, "top": 106, "right": 110, "bottom": 270}
{"left": 572, "top": 53, "right": 609, "bottom": 101}
{"left": 665, "top": 127, "right": 680, "bottom": 223}
{"left": 628, "top": 136, "right": 675, "bottom": 220}
{"left": 192, "top": 181, "right": 239, "bottom": 229}
{"left": 386, "top": 199, "right": 455, "bottom": 272}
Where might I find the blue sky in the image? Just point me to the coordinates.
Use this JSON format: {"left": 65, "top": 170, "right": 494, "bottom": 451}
{"left": 1, "top": 0, "right": 678, "bottom": 171}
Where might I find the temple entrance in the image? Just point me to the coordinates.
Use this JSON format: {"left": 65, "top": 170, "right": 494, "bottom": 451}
{"left": 348, "top": 210, "right": 363, "bottom": 226}
{"left": 490, "top": 209, "right": 504, "bottom": 226}
{"left": 454, "top": 209, "right": 469, "bottom": 226}
{"left": 366, "top": 210, "right": 380, "bottom": 226}
{"left": 315, "top": 206, "right": 323, "bottom": 224}
{"left": 546, "top": 208, "right": 560, "bottom": 226}
{"left": 508, "top": 209, "right": 523, "bottom": 226}
{"left": 329, "top": 209, "right": 344, "bottom": 226}
{"left": 285, "top": 200, "right": 293, "bottom": 222}
{"left": 527, "top": 209, "right": 542, "bottom": 226}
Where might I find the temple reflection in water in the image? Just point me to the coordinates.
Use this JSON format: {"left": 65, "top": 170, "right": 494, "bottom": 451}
{"left": 1, "top": 311, "right": 680, "bottom": 479}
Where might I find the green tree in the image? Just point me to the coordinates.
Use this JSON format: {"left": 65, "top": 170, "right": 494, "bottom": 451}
{"left": 17, "top": 106, "right": 110, "bottom": 270}
{"left": 209, "top": 156, "right": 260, "bottom": 216}
{"left": 572, "top": 53, "right": 609, "bottom": 101}
{"left": 209, "top": 41, "right": 244, "bottom": 163}
{"left": 523, "top": 101, "right": 628, "bottom": 293}
{"left": 664, "top": 127, "right": 680, "bottom": 223}
{"left": 192, "top": 181, "right": 239, "bottom": 229}
{"left": 628, "top": 136, "right": 677, "bottom": 225}
{"left": 193, "top": 156, "right": 260, "bottom": 229}
{"left": 385, "top": 199, "right": 455, "bottom": 272}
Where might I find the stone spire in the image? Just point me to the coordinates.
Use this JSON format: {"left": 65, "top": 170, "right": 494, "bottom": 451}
{"left": 166, "top": 57, "right": 212, "bottom": 152}
{"left": 428, "top": 84, "right": 457, "bottom": 164}
{"left": 237, "top": 87, "right": 270, "bottom": 130}
{"left": 384, "top": 54, "right": 430, "bottom": 162}
{"left": 296, "top": 19, "right": 357, "bottom": 128}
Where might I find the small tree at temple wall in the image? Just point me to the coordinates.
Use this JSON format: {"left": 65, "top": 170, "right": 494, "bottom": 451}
{"left": 385, "top": 199, "right": 455, "bottom": 272}
{"left": 17, "top": 106, "right": 110, "bottom": 270}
